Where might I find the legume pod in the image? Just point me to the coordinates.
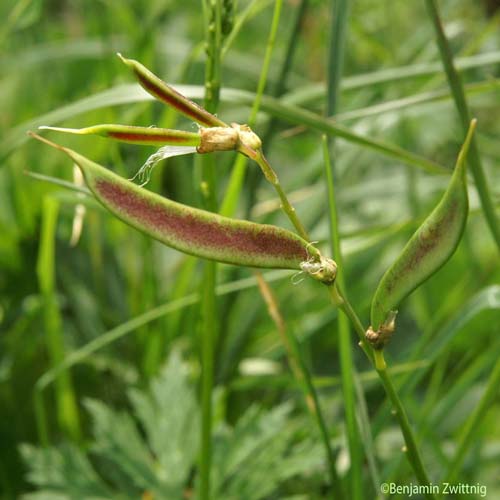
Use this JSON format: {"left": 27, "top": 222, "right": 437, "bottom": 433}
{"left": 39, "top": 124, "right": 201, "bottom": 147}
{"left": 370, "top": 120, "right": 476, "bottom": 334}
{"left": 30, "top": 133, "right": 318, "bottom": 271}
{"left": 118, "top": 54, "right": 226, "bottom": 128}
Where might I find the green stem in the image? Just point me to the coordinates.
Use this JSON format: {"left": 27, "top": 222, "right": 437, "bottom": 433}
{"left": 328, "top": 285, "right": 434, "bottom": 497}
{"left": 322, "top": 136, "right": 362, "bottom": 500}
{"left": 375, "top": 356, "right": 434, "bottom": 498}
{"left": 245, "top": 0, "right": 310, "bottom": 213}
{"left": 199, "top": 260, "right": 217, "bottom": 500}
{"left": 220, "top": 0, "right": 283, "bottom": 217}
{"left": 326, "top": 0, "right": 350, "bottom": 117}
{"left": 200, "top": 2, "right": 222, "bottom": 498}
{"left": 254, "top": 151, "right": 310, "bottom": 240}
{"left": 424, "top": 0, "right": 500, "bottom": 251}
{"left": 325, "top": 0, "right": 364, "bottom": 493}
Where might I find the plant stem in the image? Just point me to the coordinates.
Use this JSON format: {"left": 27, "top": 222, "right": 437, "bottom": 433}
{"left": 322, "top": 140, "right": 363, "bottom": 499}
{"left": 254, "top": 151, "right": 310, "bottom": 240}
{"left": 199, "top": 260, "right": 217, "bottom": 500}
{"left": 220, "top": 0, "right": 283, "bottom": 217}
{"left": 326, "top": 0, "right": 350, "bottom": 117}
{"left": 375, "top": 359, "right": 434, "bottom": 498}
{"left": 424, "top": 0, "right": 500, "bottom": 251}
{"left": 325, "top": 0, "right": 364, "bottom": 495}
{"left": 328, "top": 285, "right": 434, "bottom": 498}
{"left": 200, "top": 1, "right": 222, "bottom": 498}
{"left": 245, "top": 0, "right": 310, "bottom": 213}
{"left": 255, "top": 273, "right": 342, "bottom": 497}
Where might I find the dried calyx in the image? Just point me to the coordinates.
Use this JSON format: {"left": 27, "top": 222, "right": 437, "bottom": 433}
{"left": 366, "top": 311, "right": 397, "bottom": 350}
{"left": 300, "top": 255, "right": 337, "bottom": 285}
{"left": 196, "top": 123, "right": 262, "bottom": 155}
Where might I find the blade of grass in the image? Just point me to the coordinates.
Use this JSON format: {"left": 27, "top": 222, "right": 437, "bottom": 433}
{"left": 245, "top": 0, "right": 310, "bottom": 216}
{"left": 445, "top": 360, "right": 500, "bottom": 482}
{"left": 286, "top": 49, "right": 500, "bottom": 104}
{"left": 25, "top": 171, "right": 91, "bottom": 195}
{"left": 255, "top": 93, "right": 447, "bottom": 175}
{"left": 324, "top": 0, "right": 363, "bottom": 496}
{"left": 36, "top": 196, "right": 81, "bottom": 444}
{"left": 221, "top": 0, "right": 274, "bottom": 58}
{"left": 7, "top": 84, "right": 445, "bottom": 174}
{"left": 323, "top": 137, "right": 362, "bottom": 500}
{"left": 199, "top": 2, "right": 223, "bottom": 497}
{"left": 255, "top": 273, "right": 342, "bottom": 497}
{"left": 425, "top": 0, "right": 500, "bottom": 250}
{"left": 220, "top": 0, "right": 284, "bottom": 217}
{"left": 335, "top": 79, "right": 500, "bottom": 123}
{"left": 34, "top": 270, "right": 293, "bottom": 403}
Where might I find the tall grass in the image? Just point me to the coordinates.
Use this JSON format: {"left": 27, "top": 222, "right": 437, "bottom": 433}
{"left": 1, "top": 0, "right": 499, "bottom": 498}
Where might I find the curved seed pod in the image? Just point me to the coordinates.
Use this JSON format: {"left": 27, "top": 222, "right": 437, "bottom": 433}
{"left": 370, "top": 119, "right": 476, "bottom": 335}
{"left": 118, "top": 54, "right": 227, "bottom": 128}
{"left": 29, "top": 133, "right": 320, "bottom": 271}
{"left": 39, "top": 124, "right": 201, "bottom": 147}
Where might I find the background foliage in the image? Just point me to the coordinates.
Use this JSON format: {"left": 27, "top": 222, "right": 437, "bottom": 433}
{"left": 1, "top": 0, "right": 499, "bottom": 498}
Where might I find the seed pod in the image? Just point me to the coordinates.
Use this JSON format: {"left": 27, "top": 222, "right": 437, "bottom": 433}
{"left": 118, "top": 54, "right": 227, "bottom": 128}
{"left": 39, "top": 124, "right": 201, "bottom": 147}
{"left": 370, "top": 120, "right": 476, "bottom": 334}
{"left": 29, "top": 133, "right": 321, "bottom": 271}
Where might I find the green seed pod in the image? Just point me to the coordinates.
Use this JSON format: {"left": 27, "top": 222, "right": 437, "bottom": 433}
{"left": 30, "top": 133, "right": 325, "bottom": 272}
{"left": 370, "top": 120, "right": 476, "bottom": 337}
{"left": 39, "top": 124, "right": 201, "bottom": 147}
{"left": 117, "top": 54, "right": 227, "bottom": 128}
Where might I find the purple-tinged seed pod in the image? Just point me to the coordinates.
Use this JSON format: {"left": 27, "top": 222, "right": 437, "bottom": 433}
{"left": 29, "top": 133, "right": 320, "bottom": 271}
{"left": 369, "top": 119, "right": 476, "bottom": 339}
{"left": 39, "top": 124, "right": 201, "bottom": 147}
{"left": 118, "top": 54, "right": 227, "bottom": 129}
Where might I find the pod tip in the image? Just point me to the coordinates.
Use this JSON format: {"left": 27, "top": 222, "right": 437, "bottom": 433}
{"left": 28, "top": 131, "right": 68, "bottom": 154}
{"left": 116, "top": 52, "right": 131, "bottom": 66}
{"left": 38, "top": 125, "right": 80, "bottom": 134}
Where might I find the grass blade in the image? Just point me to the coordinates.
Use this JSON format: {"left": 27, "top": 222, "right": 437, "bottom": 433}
{"left": 425, "top": 0, "right": 500, "bottom": 250}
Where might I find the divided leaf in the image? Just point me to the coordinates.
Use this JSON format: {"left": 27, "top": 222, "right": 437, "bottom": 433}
{"left": 370, "top": 120, "right": 476, "bottom": 334}
{"left": 21, "top": 351, "right": 324, "bottom": 499}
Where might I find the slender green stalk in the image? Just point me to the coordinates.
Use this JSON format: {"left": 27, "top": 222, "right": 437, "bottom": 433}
{"left": 37, "top": 196, "right": 81, "bottom": 443}
{"left": 255, "top": 273, "right": 342, "bottom": 497}
{"left": 445, "top": 358, "right": 500, "bottom": 483}
{"left": 328, "top": 286, "right": 434, "bottom": 497}
{"left": 325, "top": 1, "right": 364, "bottom": 496}
{"left": 253, "top": 151, "right": 309, "bottom": 240}
{"left": 220, "top": 0, "right": 283, "bottom": 216}
{"left": 375, "top": 355, "right": 434, "bottom": 498}
{"left": 326, "top": 0, "right": 350, "bottom": 117}
{"left": 322, "top": 137, "right": 362, "bottom": 500}
{"left": 254, "top": 94, "right": 447, "bottom": 175}
{"left": 424, "top": 0, "right": 500, "bottom": 251}
{"left": 199, "top": 261, "right": 217, "bottom": 500}
{"left": 245, "top": 0, "right": 310, "bottom": 212}
{"left": 200, "top": 2, "right": 223, "bottom": 498}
